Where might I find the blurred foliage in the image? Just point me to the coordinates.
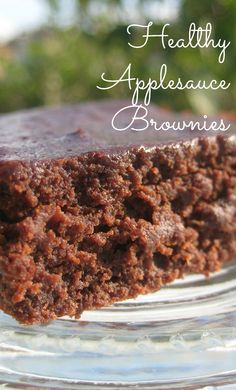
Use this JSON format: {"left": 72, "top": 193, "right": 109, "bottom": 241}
{"left": 0, "top": 0, "right": 235, "bottom": 114}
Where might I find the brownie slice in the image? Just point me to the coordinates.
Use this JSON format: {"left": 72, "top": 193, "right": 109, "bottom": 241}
{"left": 0, "top": 101, "right": 235, "bottom": 324}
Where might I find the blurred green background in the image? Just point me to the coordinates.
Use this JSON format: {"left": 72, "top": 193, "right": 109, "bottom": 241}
{"left": 0, "top": 0, "right": 235, "bottom": 114}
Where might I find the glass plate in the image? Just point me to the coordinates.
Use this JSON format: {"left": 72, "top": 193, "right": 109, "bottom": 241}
{"left": 0, "top": 261, "right": 236, "bottom": 390}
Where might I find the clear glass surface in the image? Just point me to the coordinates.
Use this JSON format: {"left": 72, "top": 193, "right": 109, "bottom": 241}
{"left": 0, "top": 261, "right": 236, "bottom": 389}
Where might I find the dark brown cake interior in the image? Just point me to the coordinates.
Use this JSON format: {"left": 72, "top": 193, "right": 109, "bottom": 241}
{"left": 0, "top": 101, "right": 235, "bottom": 324}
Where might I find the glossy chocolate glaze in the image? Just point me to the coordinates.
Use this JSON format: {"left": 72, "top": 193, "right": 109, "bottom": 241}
{"left": 0, "top": 100, "right": 235, "bottom": 161}
{"left": 0, "top": 101, "right": 235, "bottom": 324}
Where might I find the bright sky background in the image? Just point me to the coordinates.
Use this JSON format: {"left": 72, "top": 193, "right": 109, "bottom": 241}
{"left": 0, "top": 0, "right": 179, "bottom": 43}
{"left": 0, "top": 0, "right": 48, "bottom": 42}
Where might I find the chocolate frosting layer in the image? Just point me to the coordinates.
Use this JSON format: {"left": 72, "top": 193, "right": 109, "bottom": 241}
{"left": 0, "top": 100, "right": 235, "bottom": 161}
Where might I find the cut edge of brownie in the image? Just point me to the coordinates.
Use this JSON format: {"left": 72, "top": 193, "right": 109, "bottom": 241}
{"left": 0, "top": 131, "right": 235, "bottom": 324}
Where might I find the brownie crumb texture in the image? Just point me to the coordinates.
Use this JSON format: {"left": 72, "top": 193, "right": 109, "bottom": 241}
{"left": 0, "top": 104, "right": 235, "bottom": 324}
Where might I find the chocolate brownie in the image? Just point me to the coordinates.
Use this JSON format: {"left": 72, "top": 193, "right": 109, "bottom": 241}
{"left": 0, "top": 100, "right": 235, "bottom": 324}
